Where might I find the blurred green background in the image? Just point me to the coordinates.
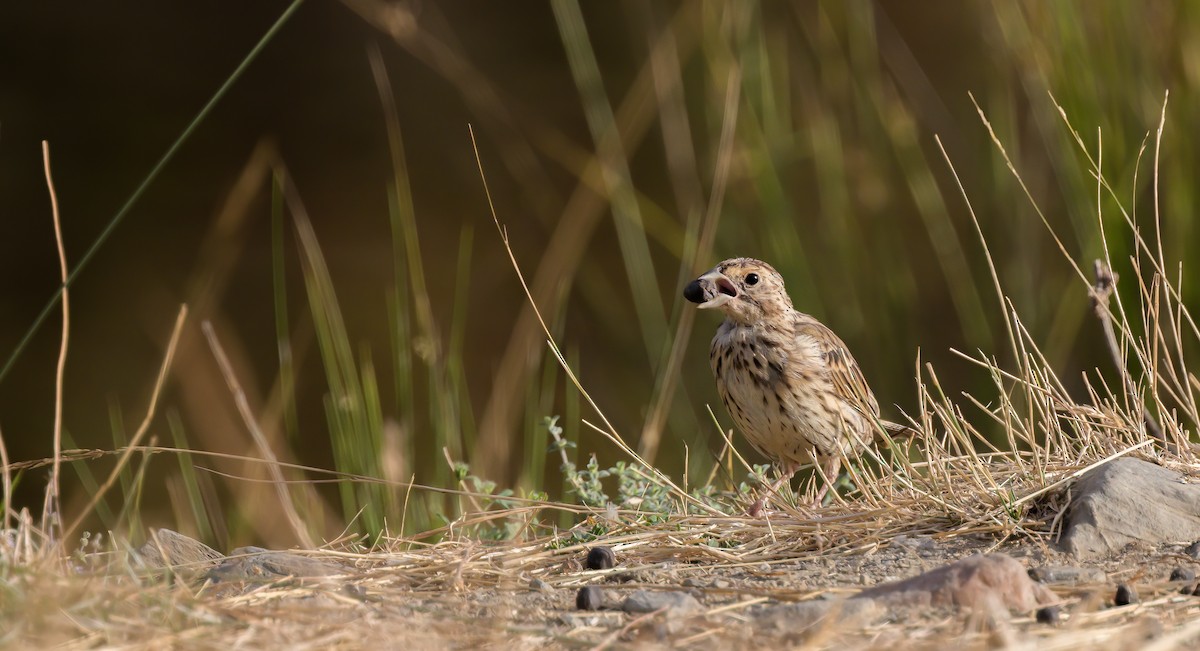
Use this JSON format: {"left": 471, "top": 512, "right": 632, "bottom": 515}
{"left": 1, "top": 1, "right": 1196, "bottom": 546}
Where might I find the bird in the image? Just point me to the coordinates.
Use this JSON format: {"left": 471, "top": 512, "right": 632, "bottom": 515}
{"left": 683, "top": 257, "right": 911, "bottom": 516}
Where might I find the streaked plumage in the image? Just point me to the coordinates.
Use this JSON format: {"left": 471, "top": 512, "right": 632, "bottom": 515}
{"left": 684, "top": 257, "right": 908, "bottom": 515}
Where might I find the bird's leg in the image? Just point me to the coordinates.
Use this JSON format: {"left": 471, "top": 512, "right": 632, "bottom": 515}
{"left": 811, "top": 456, "right": 843, "bottom": 505}
{"left": 747, "top": 463, "right": 799, "bottom": 516}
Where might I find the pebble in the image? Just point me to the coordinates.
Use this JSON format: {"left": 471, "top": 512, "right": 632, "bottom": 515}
{"left": 1169, "top": 567, "right": 1196, "bottom": 582}
{"left": 530, "top": 577, "right": 553, "bottom": 593}
{"left": 576, "top": 586, "right": 605, "bottom": 611}
{"left": 1035, "top": 605, "right": 1061, "bottom": 625}
{"left": 620, "top": 590, "right": 701, "bottom": 616}
{"left": 1193, "top": 583, "right": 1200, "bottom": 597}
{"left": 1114, "top": 583, "right": 1139, "bottom": 606}
{"left": 1028, "top": 566, "right": 1107, "bottom": 585}
{"left": 1185, "top": 541, "right": 1200, "bottom": 559}
{"left": 586, "top": 546, "right": 616, "bottom": 571}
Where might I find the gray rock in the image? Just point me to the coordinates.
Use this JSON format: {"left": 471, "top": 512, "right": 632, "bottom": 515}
{"left": 1060, "top": 458, "right": 1200, "bottom": 558}
{"left": 530, "top": 577, "right": 553, "bottom": 593}
{"left": 620, "top": 590, "right": 701, "bottom": 617}
{"left": 576, "top": 586, "right": 605, "bottom": 611}
{"left": 1028, "top": 565, "right": 1107, "bottom": 584}
{"left": 1169, "top": 567, "right": 1196, "bottom": 582}
{"left": 1185, "top": 541, "right": 1200, "bottom": 559}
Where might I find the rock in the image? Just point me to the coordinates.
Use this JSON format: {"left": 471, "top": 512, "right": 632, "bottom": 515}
{"left": 576, "top": 586, "right": 605, "bottom": 611}
{"left": 1170, "top": 567, "right": 1196, "bottom": 582}
{"left": 530, "top": 577, "right": 553, "bottom": 593}
{"left": 586, "top": 546, "right": 616, "bottom": 571}
{"left": 856, "top": 553, "right": 1056, "bottom": 613}
{"left": 1060, "top": 458, "right": 1200, "bottom": 558}
{"left": 1185, "top": 541, "right": 1200, "bottom": 559}
{"left": 1028, "top": 565, "right": 1107, "bottom": 585}
{"left": 620, "top": 590, "right": 701, "bottom": 617}
{"left": 1035, "top": 605, "right": 1061, "bottom": 625}
{"left": 1114, "top": 583, "right": 1139, "bottom": 606}
{"left": 760, "top": 598, "right": 881, "bottom": 632}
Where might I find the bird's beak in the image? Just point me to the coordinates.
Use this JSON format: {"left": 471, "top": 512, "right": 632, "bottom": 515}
{"left": 683, "top": 271, "right": 739, "bottom": 309}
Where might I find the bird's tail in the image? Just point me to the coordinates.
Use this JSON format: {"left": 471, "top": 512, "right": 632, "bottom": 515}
{"left": 875, "top": 419, "right": 919, "bottom": 444}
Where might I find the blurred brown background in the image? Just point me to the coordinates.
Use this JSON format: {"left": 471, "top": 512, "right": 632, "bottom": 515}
{"left": 1, "top": 1, "right": 1196, "bottom": 543}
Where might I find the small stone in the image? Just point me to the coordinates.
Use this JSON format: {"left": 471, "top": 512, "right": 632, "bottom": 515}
{"left": 1114, "top": 583, "right": 1139, "bottom": 606}
{"left": 1192, "top": 583, "right": 1200, "bottom": 597}
{"left": 1035, "top": 605, "right": 1061, "bottom": 625}
{"left": 1185, "top": 541, "right": 1200, "bottom": 559}
{"left": 620, "top": 590, "right": 701, "bottom": 616}
{"left": 1180, "top": 583, "right": 1197, "bottom": 596}
{"left": 711, "top": 578, "right": 732, "bottom": 589}
{"left": 586, "top": 546, "right": 616, "bottom": 571}
{"left": 681, "top": 578, "right": 703, "bottom": 588}
{"left": 530, "top": 578, "right": 553, "bottom": 593}
{"left": 1169, "top": 567, "right": 1196, "bottom": 582}
{"left": 1028, "top": 566, "right": 1107, "bottom": 585}
{"left": 576, "top": 586, "right": 605, "bottom": 611}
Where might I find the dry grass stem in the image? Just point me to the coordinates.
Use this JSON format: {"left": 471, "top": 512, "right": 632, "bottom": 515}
{"left": 40, "top": 140, "right": 68, "bottom": 544}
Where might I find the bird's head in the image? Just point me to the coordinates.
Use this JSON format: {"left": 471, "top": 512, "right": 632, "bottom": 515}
{"left": 683, "top": 257, "right": 793, "bottom": 325}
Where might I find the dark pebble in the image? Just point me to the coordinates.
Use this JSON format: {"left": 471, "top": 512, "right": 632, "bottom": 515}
{"left": 1193, "top": 583, "right": 1200, "bottom": 597}
{"left": 1181, "top": 582, "right": 1197, "bottom": 596}
{"left": 1035, "top": 605, "right": 1061, "bottom": 625}
{"left": 1170, "top": 567, "right": 1196, "bottom": 582}
{"left": 1186, "top": 541, "right": 1200, "bottom": 559}
{"left": 1114, "top": 583, "right": 1139, "bottom": 606}
{"left": 586, "top": 546, "right": 616, "bottom": 571}
{"left": 576, "top": 586, "right": 605, "bottom": 611}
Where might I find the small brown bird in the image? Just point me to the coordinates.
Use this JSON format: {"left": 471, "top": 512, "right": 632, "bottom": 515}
{"left": 684, "top": 257, "right": 909, "bottom": 515}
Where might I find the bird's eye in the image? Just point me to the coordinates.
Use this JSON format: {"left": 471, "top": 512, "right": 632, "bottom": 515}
{"left": 745, "top": 273, "right": 759, "bottom": 286}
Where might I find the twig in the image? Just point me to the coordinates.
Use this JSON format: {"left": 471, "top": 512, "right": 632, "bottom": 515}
{"left": 0, "top": 424, "right": 11, "bottom": 532}
{"left": 40, "top": 141, "right": 69, "bottom": 543}
{"left": 1090, "top": 260, "right": 1167, "bottom": 448}
{"left": 201, "top": 320, "right": 315, "bottom": 548}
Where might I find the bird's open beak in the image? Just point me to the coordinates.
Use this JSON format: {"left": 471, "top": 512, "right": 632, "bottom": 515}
{"left": 683, "top": 271, "right": 739, "bottom": 309}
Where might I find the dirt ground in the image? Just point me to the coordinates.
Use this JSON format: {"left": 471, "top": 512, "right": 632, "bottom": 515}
{"left": 130, "top": 532, "right": 1197, "bottom": 650}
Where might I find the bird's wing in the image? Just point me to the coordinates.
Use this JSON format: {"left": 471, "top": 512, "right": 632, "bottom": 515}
{"left": 795, "top": 319, "right": 880, "bottom": 420}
